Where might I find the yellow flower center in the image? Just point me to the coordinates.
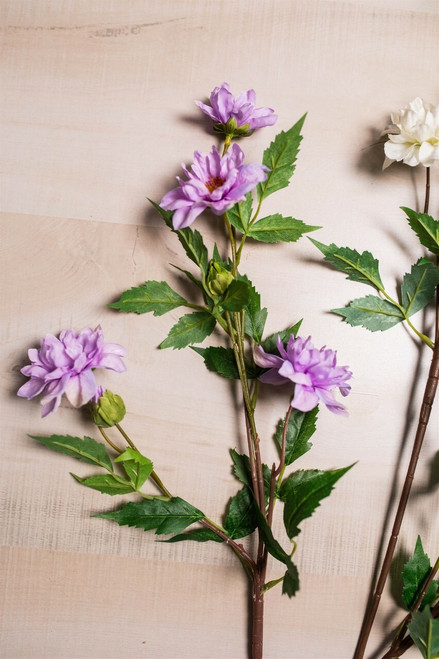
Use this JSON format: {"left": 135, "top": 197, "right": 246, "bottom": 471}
{"left": 205, "top": 176, "right": 225, "bottom": 193}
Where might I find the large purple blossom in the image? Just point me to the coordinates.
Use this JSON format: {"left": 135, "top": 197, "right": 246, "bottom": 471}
{"left": 160, "top": 143, "right": 268, "bottom": 230}
{"left": 254, "top": 335, "right": 352, "bottom": 415}
{"left": 196, "top": 82, "right": 277, "bottom": 131}
{"left": 17, "top": 326, "right": 127, "bottom": 417}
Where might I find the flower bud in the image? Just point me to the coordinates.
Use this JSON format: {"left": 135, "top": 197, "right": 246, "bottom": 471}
{"left": 207, "top": 261, "right": 234, "bottom": 296}
{"left": 91, "top": 389, "right": 126, "bottom": 427}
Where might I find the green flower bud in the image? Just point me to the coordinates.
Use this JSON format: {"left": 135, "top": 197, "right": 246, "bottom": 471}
{"left": 91, "top": 390, "right": 126, "bottom": 428}
{"left": 207, "top": 260, "right": 234, "bottom": 296}
{"left": 212, "top": 117, "right": 253, "bottom": 138}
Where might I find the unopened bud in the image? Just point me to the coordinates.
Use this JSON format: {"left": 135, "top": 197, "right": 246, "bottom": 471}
{"left": 207, "top": 261, "right": 234, "bottom": 296}
{"left": 91, "top": 389, "right": 126, "bottom": 427}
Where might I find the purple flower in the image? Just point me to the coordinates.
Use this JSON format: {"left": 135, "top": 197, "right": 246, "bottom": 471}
{"left": 196, "top": 83, "right": 277, "bottom": 131}
{"left": 17, "top": 326, "right": 127, "bottom": 417}
{"left": 160, "top": 143, "right": 268, "bottom": 230}
{"left": 254, "top": 335, "right": 352, "bottom": 415}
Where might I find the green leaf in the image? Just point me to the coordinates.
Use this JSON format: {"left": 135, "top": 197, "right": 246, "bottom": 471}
{"left": 109, "top": 281, "right": 188, "bottom": 316}
{"left": 226, "top": 193, "right": 253, "bottom": 233}
{"left": 403, "top": 207, "right": 439, "bottom": 256}
{"left": 242, "top": 277, "right": 267, "bottom": 343}
{"left": 160, "top": 311, "right": 216, "bottom": 349}
{"left": 96, "top": 497, "right": 205, "bottom": 535}
{"left": 257, "top": 115, "right": 306, "bottom": 200}
{"left": 401, "top": 260, "right": 439, "bottom": 318}
{"left": 114, "top": 448, "right": 154, "bottom": 491}
{"left": 71, "top": 473, "right": 134, "bottom": 495}
{"left": 31, "top": 435, "right": 113, "bottom": 472}
{"left": 402, "top": 536, "right": 438, "bottom": 610}
{"left": 310, "top": 239, "right": 384, "bottom": 291}
{"left": 282, "top": 563, "right": 300, "bottom": 598}
{"left": 224, "top": 487, "right": 258, "bottom": 539}
{"left": 408, "top": 607, "right": 439, "bottom": 659}
{"left": 191, "top": 346, "right": 262, "bottom": 380}
{"left": 191, "top": 346, "right": 239, "bottom": 379}
{"left": 252, "top": 501, "right": 300, "bottom": 596}
{"left": 260, "top": 320, "right": 303, "bottom": 354}
{"left": 333, "top": 295, "right": 404, "bottom": 331}
{"left": 149, "top": 200, "right": 209, "bottom": 277}
{"left": 280, "top": 465, "right": 353, "bottom": 539}
{"left": 221, "top": 279, "right": 251, "bottom": 312}
{"left": 247, "top": 214, "right": 319, "bottom": 243}
{"left": 230, "top": 450, "right": 272, "bottom": 500}
{"left": 274, "top": 407, "right": 318, "bottom": 466}
{"left": 164, "top": 528, "right": 223, "bottom": 543}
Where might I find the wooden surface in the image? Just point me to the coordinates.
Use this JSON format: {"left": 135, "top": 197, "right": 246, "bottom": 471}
{"left": 1, "top": 2, "right": 438, "bottom": 657}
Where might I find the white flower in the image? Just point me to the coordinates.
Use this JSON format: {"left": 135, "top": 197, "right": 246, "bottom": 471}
{"left": 384, "top": 97, "right": 439, "bottom": 168}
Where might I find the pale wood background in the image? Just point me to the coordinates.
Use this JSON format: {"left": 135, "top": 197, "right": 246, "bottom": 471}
{"left": 1, "top": 2, "right": 438, "bottom": 658}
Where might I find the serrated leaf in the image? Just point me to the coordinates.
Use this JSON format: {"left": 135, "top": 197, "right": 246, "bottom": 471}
{"left": 247, "top": 214, "right": 319, "bottom": 243}
{"left": 408, "top": 607, "right": 439, "bottom": 659}
{"left": 164, "top": 528, "right": 223, "bottom": 543}
{"left": 114, "top": 448, "right": 153, "bottom": 491}
{"left": 224, "top": 487, "right": 258, "bottom": 539}
{"left": 96, "top": 497, "right": 205, "bottom": 535}
{"left": 274, "top": 407, "right": 318, "bottom": 466}
{"left": 280, "top": 465, "right": 353, "bottom": 539}
{"left": 71, "top": 473, "right": 134, "bottom": 495}
{"left": 160, "top": 311, "right": 216, "bottom": 350}
{"left": 170, "top": 264, "right": 204, "bottom": 293}
{"left": 403, "top": 207, "right": 439, "bottom": 256}
{"left": 31, "top": 435, "right": 113, "bottom": 472}
{"left": 149, "top": 199, "right": 174, "bottom": 227}
{"left": 260, "top": 321, "right": 303, "bottom": 354}
{"left": 226, "top": 193, "right": 253, "bottom": 233}
{"left": 191, "top": 346, "right": 262, "bottom": 380}
{"left": 150, "top": 200, "right": 209, "bottom": 275}
{"left": 109, "top": 281, "right": 188, "bottom": 316}
{"left": 191, "top": 346, "right": 239, "bottom": 379}
{"left": 402, "top": 536, "right": 438, "bottom": 610}
{"left": 282, "top": 563, "right": 300, "bottom": 598}
{"left": 257, "top": 115, "right": 306, "bottom": 200}
{"left": 401, "top": 261, "right": 439, "bottom": 317}
{"left": 221, "top": 280, "right": 251, "bottom": 312}
{"left": 241, "top": 276, "right": 267, "bottom": 343}
{"left": 310, "top": 239, "right": 384, "bottom": 291}
{"left": 333, "top": 295, "right": 404, "bottom": 331}
{"left": 230, "top": 450, "right": 272, "bottom": 499}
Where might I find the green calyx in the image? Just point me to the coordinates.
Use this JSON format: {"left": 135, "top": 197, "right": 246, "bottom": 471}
{"left": 207, "top": 260, "right": 234, "bottom": 296}
{"left": 91, "top": 390, "right": 126, "bottom": 428}
{"left": 212, "top": 117, "right": 253, "bottom": 138}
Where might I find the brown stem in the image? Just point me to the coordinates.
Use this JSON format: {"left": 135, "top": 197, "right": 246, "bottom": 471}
{"left": 251, "top": 577, "right": 264, "bottom": 659}
{"left": 423, "top": 166, "right": 430, "bottom": 214}
{"left": 354, "top": 338, "right": 439, "bottom": 658}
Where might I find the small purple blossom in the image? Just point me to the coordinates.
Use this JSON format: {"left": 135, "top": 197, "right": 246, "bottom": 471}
{"left": 17, "top": 327, "right": 127, "bottom": 417}
{"left": 196, "top": 83, "right": 277, "bottom": 131}
{"left": 254, "top": 335, "right": 352, "bottom": 415}
{"left": 160, "top": 143, "right": 268, "bottom": 230}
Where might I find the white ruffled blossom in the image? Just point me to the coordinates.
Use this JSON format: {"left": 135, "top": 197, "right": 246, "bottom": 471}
{"left": 384, "top": 97, "right": 439, "bottom": 168}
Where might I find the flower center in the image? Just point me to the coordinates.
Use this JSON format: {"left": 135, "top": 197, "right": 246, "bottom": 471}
{"left": 204, "top": 176, "right": 225, "bottom": 193}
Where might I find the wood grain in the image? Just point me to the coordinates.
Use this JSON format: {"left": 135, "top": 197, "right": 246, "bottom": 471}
{"left": 1, "top": 2, "right": 438, "bottom": 657}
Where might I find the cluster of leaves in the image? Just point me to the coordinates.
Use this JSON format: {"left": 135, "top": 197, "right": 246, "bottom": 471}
{"left": 311, "top": 209, "right": 439, "bottom": 337}
{"left": 31, "top": 405, "right": 351, "bottom": 598}
{"left": 396, "top": 537, "right": 439, "bottom": 659}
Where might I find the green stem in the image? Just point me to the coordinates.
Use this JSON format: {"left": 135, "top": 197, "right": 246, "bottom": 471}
{"left": 98, "top": 426, "right": 123, "bottom": 454}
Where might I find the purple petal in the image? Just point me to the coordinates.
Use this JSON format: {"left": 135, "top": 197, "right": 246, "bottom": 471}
{"left": 64, "top": 370, "right": 97, "bottom": 408}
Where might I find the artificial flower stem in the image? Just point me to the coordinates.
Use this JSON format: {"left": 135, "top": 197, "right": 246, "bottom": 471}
{"left": 354, "top": 336, "right": 439, "bottom": 658}
{"left": 423, "top": 166, "right": 430, "bottom": 214}
{"left": 98, "top": 426, "right": 123, "bottom": 454}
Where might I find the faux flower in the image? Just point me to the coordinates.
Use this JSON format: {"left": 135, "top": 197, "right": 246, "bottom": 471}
{"left": 160, "top": 143, "right": 268, "bottom": 230}
{"left": 90, "top": 388, "right": 126, "bottom": 427}
{"left": 196, "top": 82, "right": 277, "bottom": 134}
{"left": 17, "top": 327, "right": 127, "bottom": 417}
{"left": 384, "top": 97, "right": 439, "bottom": 167}
{"left": 254, "top": 335, "right": 352, "bottom": 415}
